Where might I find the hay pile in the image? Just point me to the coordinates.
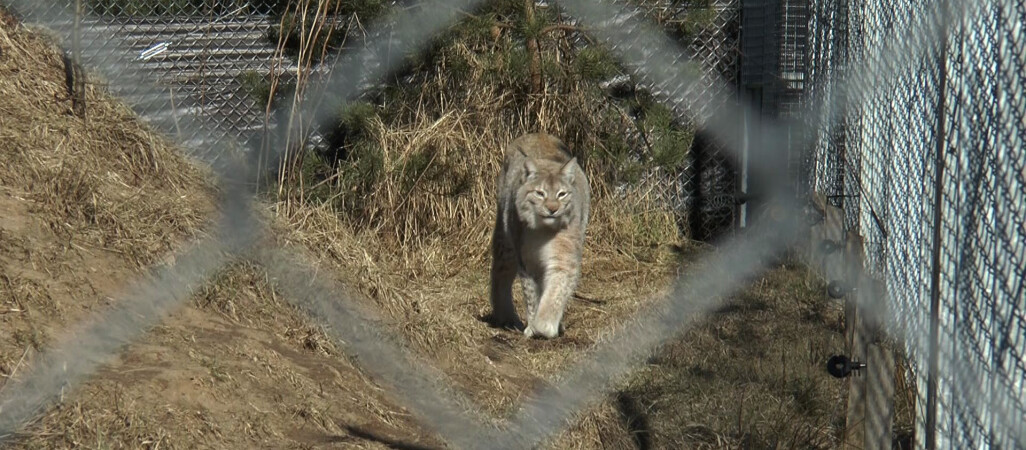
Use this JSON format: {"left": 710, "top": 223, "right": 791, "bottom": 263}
{"left": 0, "top": 19, "right": 213, "bottom": 266}
{"left": 0, "top": 13, "right": 441, "bottom": 449}
{"left": 0, "top": 8, "right": 214, "bottom": 353}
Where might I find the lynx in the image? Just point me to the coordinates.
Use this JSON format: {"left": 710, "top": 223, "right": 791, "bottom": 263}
{"left": 489, "top": 132, "right": 590, "bottom": 339}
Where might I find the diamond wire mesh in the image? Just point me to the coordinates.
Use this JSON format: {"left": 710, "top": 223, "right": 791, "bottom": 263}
{"left": 0, "top": 0, "right": 500, "bottom": 443}
{"left": 629, "top": 0, "right": 742, "bottom": 241}
{"left": 0, "top": 0, "right": 817, "bottom": 446}
{"left": 9, "top": 0, "right": 1024, "bottom": 447}
{"left": 37, "top": 0, "right": 282, "bottom": 151}
{"left": 802, "top": 0, "right": 1026, "bottom": 447}
{"left": 32, "top": 0, "right": 746, "bottom": 242}
{"left": 945, "top": 3, "right": 1026, "bottom": 446}
{"left": 0, "top": 0, "right": 815, "bottom": 446}
{"left": 801, "top": 0, "right": 846, "bottom": 203}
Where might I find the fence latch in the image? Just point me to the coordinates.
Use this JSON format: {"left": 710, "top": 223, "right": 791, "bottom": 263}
{"left": 827, "top": 354, "right": 867, "bottom": 378}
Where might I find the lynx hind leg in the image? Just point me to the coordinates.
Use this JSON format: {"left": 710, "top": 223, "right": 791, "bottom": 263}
{"left": 489, "top": 229, "right": 523, "bottom": 330}
{"left": 519, "top": 274, "right": 540, "bottom": 323}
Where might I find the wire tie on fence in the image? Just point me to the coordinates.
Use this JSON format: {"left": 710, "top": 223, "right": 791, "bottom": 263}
{"left": 138, "top": 42, "right": 169, "bottom": 61}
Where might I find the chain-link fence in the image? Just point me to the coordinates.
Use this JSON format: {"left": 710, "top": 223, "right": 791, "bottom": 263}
{"left": 632, "top": 0, "right": 742, "bottom": 241}
{"left": 3, "top": 0, "right": 1024, "bottom": 448}
{"left": 739, "top": 0, "right": 811, "bottom": 226}
{"left": 22, "top": 0, "right": 746, "bottom": 242}
{"left": 801, "top": 0, "right": 1026, "bottom": 448}
{"left": 26, "top": 0, "right": 288, "bottom": 151}
{"left": 0, "top": 0, "right": 797, "bottom": 447}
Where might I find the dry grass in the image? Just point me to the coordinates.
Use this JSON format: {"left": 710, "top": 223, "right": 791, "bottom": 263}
{"left": 264, "top": 6, "right": 684, "bottom": 251}
{"left": 265, "top": 106, "right": 855, "bottom": 447}
{"left": 234, "top": 5, "right": 861, "bottom": 447}
{"left": 0, "top": 12, "right": 213, "bottom": 363}
{"left": 615, "top": 263, "right": 848, "bottom": 449}
{"left": 0, "top": 15, "right": 430, "bottom": 446}
{"left": 0, "top": 7, "right": 912, "bottom": 450}
{"left": 291, "top": 89, "right": 679, "bottom": 248}
{"left": 256, "top": 9, "right": 695, "bottom": 434}
{"left": 0, "top": 20, "right": 214, "bottom": 267}
{"left": 267, "top": 60, "right": 687, "bottom": 423}
{"left": 10, "top": 262, "right": 443, "bottom": 450}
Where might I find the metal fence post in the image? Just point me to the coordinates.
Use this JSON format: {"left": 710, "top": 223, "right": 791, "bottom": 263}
{"left": 925, "top": 2, "right": 951, "bottom": 448}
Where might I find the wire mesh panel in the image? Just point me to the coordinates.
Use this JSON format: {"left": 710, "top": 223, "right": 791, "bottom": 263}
{"left": 631, "top": 0, "right": 742, "bottom": 241}
{"left": 738, "top": 0, "right": 811, "bottom": 228}
{"left": 682, "top": 0, "right": 741, "bottom": 241}
{"left": 14, "top": 0, "right": 283, "bottom": 151}
{"left": 943, "top": 3, "right": 1026, "bottom": 446}
{"left": 6, "top": 0, "right": 1023, "bottom": 447}
{"left": 0, "top": 0, "right": 822, "bottom": 447}
{"left": 802, "top": 0, "right": 1026, "bottom": 447}
{"left": 741, "top": 0, "right": 808, "bottom": 119}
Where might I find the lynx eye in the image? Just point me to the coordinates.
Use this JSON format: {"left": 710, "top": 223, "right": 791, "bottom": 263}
{"left": 557, "top": 191, "right": 569, "bottom": 199}
{"left": 533, "top": 190, "right": 546, "bottom": 198}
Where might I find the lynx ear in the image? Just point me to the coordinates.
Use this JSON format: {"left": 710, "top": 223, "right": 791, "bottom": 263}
{"left": 559, "top": 157, "right": 577, "bottom": 182}
{"left": 524, "top": 158, "right": 538, "bottom": 178}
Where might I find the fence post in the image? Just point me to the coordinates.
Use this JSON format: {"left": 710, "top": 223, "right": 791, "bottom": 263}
{"left": 866, "top": 340, "right": 896, "bottom": 449}
{"left": 842, "top": 231, "right": 867, "bottom": 449}
{"left": 925, "top": 2, "right": 951, "bottom": 448}
{"left": 809, "top": 193, "right": 878, "bottom": 449}
{"left": 839, "top": 231, "right": 896, "bottom": 450}
{"left": 842, "top": 303, "right": 867, "bottom": 449}
{"left": 69, "top": 0, "right": 87, "bottom": 119}
{"left": 852, "top": 234, "right": 895, "bottom": 450}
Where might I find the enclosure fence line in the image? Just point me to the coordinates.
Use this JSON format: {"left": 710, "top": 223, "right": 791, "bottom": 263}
{"left": 0, "top": 0, "right": 1020, "bottom": 449}
{"left": 802, "top": 0, "right": 1026, "bottom": 447}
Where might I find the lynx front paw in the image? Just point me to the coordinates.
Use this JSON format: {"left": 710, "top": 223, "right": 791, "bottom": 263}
{"left": 524, "top": 320, "right": 560, "bottom": 339}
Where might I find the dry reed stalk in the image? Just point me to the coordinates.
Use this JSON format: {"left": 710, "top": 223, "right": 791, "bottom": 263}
{"left": 261, "top": 0, "right": 351, "bottom": 210}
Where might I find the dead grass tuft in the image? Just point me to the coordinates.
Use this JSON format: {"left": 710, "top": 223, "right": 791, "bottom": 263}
{"left": 613, "top": 264, "right": 848, "bottom": 449}
{"left": 0, "top": 20, "right": 214, "bottom": 268}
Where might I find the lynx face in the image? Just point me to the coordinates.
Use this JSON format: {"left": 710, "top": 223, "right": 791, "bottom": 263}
{"left": 515, "top": 158, "right": 579, "bottom": 231}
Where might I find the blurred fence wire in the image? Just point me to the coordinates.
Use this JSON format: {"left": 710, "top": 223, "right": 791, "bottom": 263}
{"left": 0, "top": 0, "right": 1023, "bottom": 449}
{"left": 0, "top": 0, "right": 503, "bottom": 442}
{"left": 801, "top": 0, "right": 1026, "bottom": 447}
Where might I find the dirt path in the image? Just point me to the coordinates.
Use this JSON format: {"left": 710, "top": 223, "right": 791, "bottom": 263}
{"left": 10, "top": 267, "right": 446, "bottom": 449}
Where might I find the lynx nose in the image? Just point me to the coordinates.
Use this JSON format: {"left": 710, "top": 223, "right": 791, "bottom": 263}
{"left": 545, "top": 202, "right": 559, "bottom": 214}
